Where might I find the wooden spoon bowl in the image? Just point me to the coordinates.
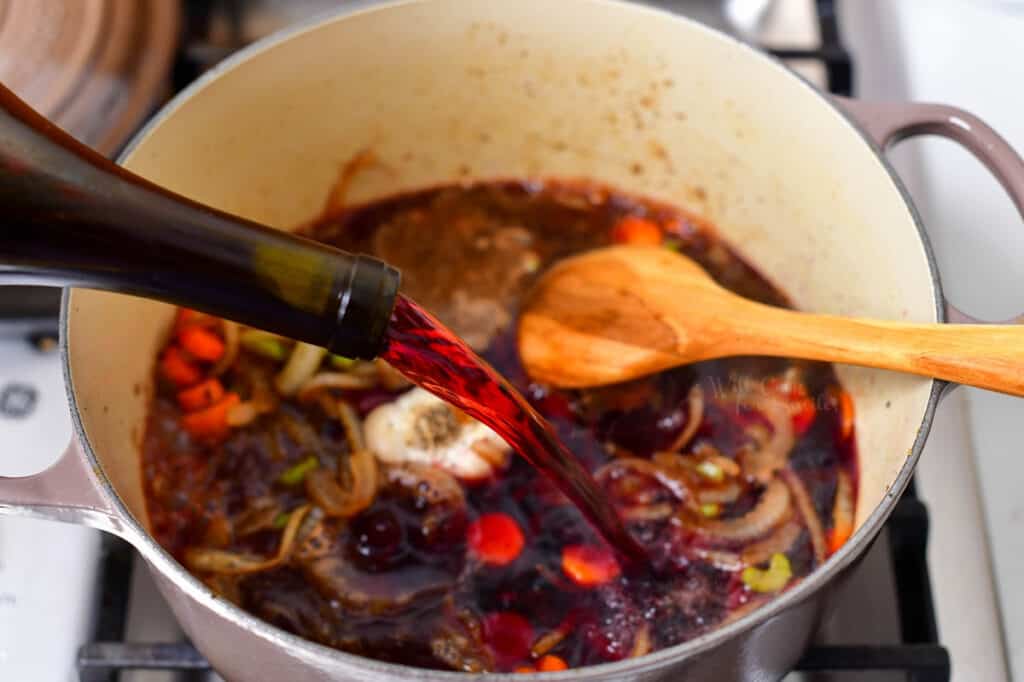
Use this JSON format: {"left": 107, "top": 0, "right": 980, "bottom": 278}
{"left": 519, "top": 245, "right": 1024, "bottom": 394}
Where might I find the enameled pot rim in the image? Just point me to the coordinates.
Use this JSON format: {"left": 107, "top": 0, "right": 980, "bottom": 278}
{"left": 59, "top": 0, "right": 946, "bottom": 678}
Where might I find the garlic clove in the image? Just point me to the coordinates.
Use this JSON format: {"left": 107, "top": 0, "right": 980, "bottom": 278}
{"left": 364, "top": 387, "right": 510, "bottom": 480}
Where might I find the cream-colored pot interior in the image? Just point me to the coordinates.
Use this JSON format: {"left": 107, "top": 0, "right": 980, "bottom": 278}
{"left": 67, "top": 0, "right": 935, "bottom": 537}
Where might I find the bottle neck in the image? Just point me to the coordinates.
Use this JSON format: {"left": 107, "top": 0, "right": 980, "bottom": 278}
{"left": 0, "top": 85, "right": 400, "bottom": 359}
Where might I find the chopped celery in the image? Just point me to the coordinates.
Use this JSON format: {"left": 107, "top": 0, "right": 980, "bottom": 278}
{"left": 239, "top": 330, "right": 288, "bottom": 361}
{"left": 741, "top": 553, "right": 792, "bottom": 593}
{"left": 272, "top": 511, "right": 291, "bottom": 529}
{"left": 699, "top": 503, "right": 720, "bottom": 518}
{"left": 695, "top": 460, "right": 724, "bottom": 483}
{"left": 330, "top": 354, "right": 356, "bottom": 370}
{"left": 278, "top": 455, "right": 319, "bottom": 486}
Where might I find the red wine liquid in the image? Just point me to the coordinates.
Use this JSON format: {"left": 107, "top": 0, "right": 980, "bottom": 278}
{"left": 382, "top": 294, "right": 643, "bottom": 560}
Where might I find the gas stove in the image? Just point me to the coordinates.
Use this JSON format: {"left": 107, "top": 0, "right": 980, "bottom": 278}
{"left": 0, "top": 2, "right": 1016, "bottom": 681}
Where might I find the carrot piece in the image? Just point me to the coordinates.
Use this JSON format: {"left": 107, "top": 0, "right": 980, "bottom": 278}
{"left": 827, "top": 470, "right": 855, "bottom": 555}
{"left": 611, "top": 216, "right": 662, "bottom": 246}
{"left": 561, "top": 544, "right": 620, "bottom": 587}
{"left": 828, "top": 522, "right": 853, "bottom": 556}
{"left": 177, "top": 379, "right": 225, "bottom": 412}
{"left": 161, "top": 346, "right": 203, "bottom": 387}
{"left": 838, "top": 390, "right": 855, "bottom": 441}
{"left": 181, "top": 393, "right": 240, "bottom": 441}
{"left": 175, "top": 308, "right": 200, "bottom": 331}
{"left": 468, "top": 513, "right": 526, "bottom": 566}
{"left": 537, "top": 655, "right": 569, "bottom": 671}
{"left": 178, "top": 325, "right": 226, "bottom": 362}
{"left": 514, "top": 666, "right": 536, "bottom": 673}
{"left": 175, "top": 307, "right": 219, "bottom": 332}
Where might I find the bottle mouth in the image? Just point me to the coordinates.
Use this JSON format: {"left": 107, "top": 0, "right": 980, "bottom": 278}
{"left": 330, "top": 254, "right": 401, "bottom": 360}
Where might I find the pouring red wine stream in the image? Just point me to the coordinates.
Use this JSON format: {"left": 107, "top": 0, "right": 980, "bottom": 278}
{"left": 382, "top": 294, "right": 645, "bottom": 561}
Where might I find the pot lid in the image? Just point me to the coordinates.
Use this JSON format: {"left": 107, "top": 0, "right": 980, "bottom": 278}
{"left": 0, "top": 0, "right": 180, "bottom": 156}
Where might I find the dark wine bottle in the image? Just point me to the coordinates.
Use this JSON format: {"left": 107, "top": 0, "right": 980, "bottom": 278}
{"left": 0, "top": 85, "right": 399, "bottom": 359}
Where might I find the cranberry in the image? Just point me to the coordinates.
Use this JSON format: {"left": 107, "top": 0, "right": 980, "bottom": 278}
{"left": 600, "top": 403, "right": 687, "bottom": 457}
{"left": 347, "top": 507, "right": 406, "bottom": 572}
{"left": 483, "top": 611, "right": 534, "bottom": 670}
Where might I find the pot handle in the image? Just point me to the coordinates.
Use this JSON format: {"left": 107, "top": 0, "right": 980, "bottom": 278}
{"left": 834, "top": 96, "right": 1024, "bottom": 325}
{"left": 0, "top": 437, "right": 126, "bottom": 535}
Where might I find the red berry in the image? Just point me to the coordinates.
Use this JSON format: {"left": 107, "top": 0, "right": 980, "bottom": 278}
{"left": 483, "top": 611, "right": 534, "bottom": 670}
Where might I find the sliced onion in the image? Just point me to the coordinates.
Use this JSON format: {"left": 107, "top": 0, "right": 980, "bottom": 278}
{"left": 696, "top": 480, "right": 742, "bottom": 506}
{"left": 829, "top": 469, "right": 855, "bottom": 555}
{"left": 184, "top": 504, "right": 310, "bottom": 575}
{"left": 781, "top": 469, "right": 826, "bottom": 563}
{"left": 226, "top": 401, "right": 259, "bottom": 427}
{"left": 694, "top": 477, "right": 791, "bottom": 544}
{"left": 731, "top": 392, "right": 795, "bottom": 484}
{"left": 600, "top": 455, "right": 695, "bottom": 504}
{"left": 690, "top": 547, "right": 743, "bottom": 571}
{"left": 630, "top": 623, "right": 652, "bottom": 658}
{"left": 834, "top": 471, "right": 854, "bottom": 528}
{"left": 620, "top": 502, "right": 674, "bottom": 522}
{"left": 295, "top": 508, "right": 331, "bottom": 562}
{"left": 667, "top": 385, "right": 704, "bottom": 453}
{"left": 210, "top": 320, "right": 239, "bottom": 376}
{"left": 531, "top": 628, "right": 568, "bottom": 658}
{"left": 740, "top": 521, "right": 802, "bottom": 567}
{"left": 341, "top": 448, "right": 379, "bottom": 513}
{"left": 275, "top": 343, "right": 327, "bottom": 396}
{"left": 305, "top": 449, "right": 378, "bottom": 518}
{"left": 296, "top": 371, "right": 377, "bottom": 401}
{"left": 336, "top": 400, "right": 367, "bottom": 452}
{"left": 691, "top": 444, "right": 742, "bottom": 477}
{"left": 234, "top": 497, "right": 283, "bottom": 537}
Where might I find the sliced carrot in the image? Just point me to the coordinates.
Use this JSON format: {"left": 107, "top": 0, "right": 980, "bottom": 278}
{"left": 827, "top": 470, "right": 855, "bottom": 555}
{"left": 828, "top": 522, "right": 853, "bottom": 556}
{"left": 181, "top": 393, "right": 240, "bottom": 442}
{"left": 175, "top": 308, "right": 219, "bottom": 332}
{"left": 177, "top": 378, "right": 225, "bottom": 412}
{"left": 537, "top": 655, "right": 569, "bottom": 671}
{"left": 178, "top": 325, "right": 226, "bottom": 362}
{"left": 514, "top": 666, "right": 536, "bottom": 674}
{"left": 561, "top": 544, "right": 620, "bottom": 587}
{"left": 838, "top": 390, "right": 855, "bottom": 441}
{"left": 611, "top": 216, "right": 662, "bottom": 246}
{"left": 161, "top": 346, "right": 203, "bottom": 387}
{"left": 468, "top": 513, "right": 526, "bottom": 566}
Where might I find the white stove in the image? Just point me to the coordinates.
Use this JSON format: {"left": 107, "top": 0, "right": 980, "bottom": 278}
{"left": 0, "top": 336, "right": 103, "bottom": 682}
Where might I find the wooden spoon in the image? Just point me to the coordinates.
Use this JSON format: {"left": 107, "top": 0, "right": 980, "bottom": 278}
{"left": 518, "top": 244, "right": 1024, "bottom": 393}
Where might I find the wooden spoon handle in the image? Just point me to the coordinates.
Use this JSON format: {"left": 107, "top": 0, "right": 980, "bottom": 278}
{"left": 726, "top": 303, "right": 1024, "bottom": 396}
